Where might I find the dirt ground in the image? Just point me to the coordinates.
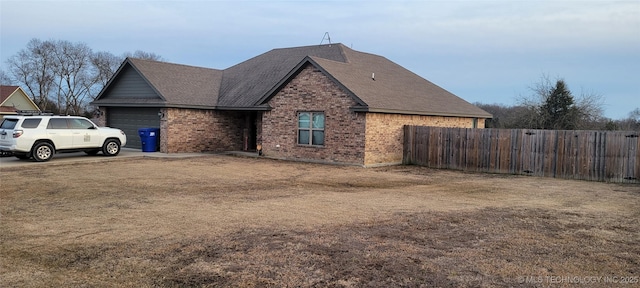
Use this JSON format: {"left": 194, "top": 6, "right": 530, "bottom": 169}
{"left": 1, "top": 155, "right": 638, "bottom": 287}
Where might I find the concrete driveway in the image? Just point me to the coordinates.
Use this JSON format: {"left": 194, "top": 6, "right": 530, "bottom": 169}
{"left": 0, "top": 148, "right": 207, "bottom": 168}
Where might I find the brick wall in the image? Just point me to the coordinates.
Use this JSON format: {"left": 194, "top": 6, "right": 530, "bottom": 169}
{"left": 262, "top": 64, "right": 366, "bottom": 165}
{"left": 364, "top": 113, "right": 483, "bottom": 166}
{"left": 163, "top": 108, "right": 244, "bottom": 153}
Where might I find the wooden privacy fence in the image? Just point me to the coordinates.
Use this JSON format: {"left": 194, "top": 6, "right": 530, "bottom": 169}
{"left": 403, "top": 126, "right": 639, "bottom": 183}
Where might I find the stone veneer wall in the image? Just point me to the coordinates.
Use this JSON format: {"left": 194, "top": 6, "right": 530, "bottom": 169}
{"left": 95, "top": 107, "right": 107, "bottom": 127}
{"left": 162, "top": 108, "right": 244, "bottom": 153}
{"left": 261, "top": 64, "right": 367, "bottom": 165}
{"left": 363, "top": 113, "right": 485, "bottom": 166}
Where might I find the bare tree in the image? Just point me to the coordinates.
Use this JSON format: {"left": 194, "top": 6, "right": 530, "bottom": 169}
{"left": 629, "top": 108, "right": 640, "bottom": 120}
{"left": 5, "top": 38, "right": 163, "bottom": 115}
{"left": 615, "top": 108, "right": 640, "bottom": 131}
{"left": 573, "top": 89, "right": 605, "bottom": 130}
{"left": 51, "top": 40, "right": 96, "bottom": 115}
{"left": 6, "top": 39, "right": 57, "bottom": 111}
{"left": 0, "top": 70, "right": 13, "bottom": 85}
{"left": 91, "top": 51, "right": 122, "bottom": 87}
{"left": 124, "top": 50, "right": 164, "bottom": 61}
{"left": 515, "top": 74, "right": 555, "bottom": 129}
{"left": 474, "top": 103, "right": 536, "bottom": 129}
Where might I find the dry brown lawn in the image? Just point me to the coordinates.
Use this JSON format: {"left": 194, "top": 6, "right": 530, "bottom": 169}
{"left": 1, "top": 155, "right": 639, "bottom": 287}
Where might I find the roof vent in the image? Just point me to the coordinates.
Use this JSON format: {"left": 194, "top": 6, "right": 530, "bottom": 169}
{"left": 372, "top": 73, "right": 375, "bottom": 81}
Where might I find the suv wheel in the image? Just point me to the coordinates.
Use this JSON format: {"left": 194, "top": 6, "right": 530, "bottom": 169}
{"left": 102, "top": 139, "right": 121, "bottom": 156}
{"left": 32, "top": 142, "right": 54, "bottom": 162}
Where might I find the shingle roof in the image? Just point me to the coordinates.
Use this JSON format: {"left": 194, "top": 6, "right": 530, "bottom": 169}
{"left": 93, "top": 59, "right": 222, "bottom": 108}
{"left": 129, "top": 58, "right": 223, "bottom": 107}
{"left": 307, "top": 46, "right": 492, "bottom": 117}
{"left": 1, "top": 85, "right": 20, "bottom": 104}
{"left": 218, "top": 44, "right": 347, "bottom": 107}
{"left": 93, "top": 44, "right": 491, "bottom": 118}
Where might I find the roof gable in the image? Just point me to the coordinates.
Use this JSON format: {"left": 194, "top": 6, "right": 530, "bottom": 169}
{"left": 256, "top": 57, "right": 366, "bottom": 107}
{"left": 94, "top": 58, "right": 222, "bottom": 108}
{"left": 0, "top": 86, "right": 20, "bottom": 103}
{"left": 98, "top": 64, "right": 164, "bottom": 100}
{"left": 217, "top": 44, "right": 347, "bottom": 107}
{"left": 0, "top": 85, "right": 40, "bottom": 112}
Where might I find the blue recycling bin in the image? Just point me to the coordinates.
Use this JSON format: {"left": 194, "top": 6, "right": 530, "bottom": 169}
{"left": 138, "top": 128, "right": 160, "bottom": 152}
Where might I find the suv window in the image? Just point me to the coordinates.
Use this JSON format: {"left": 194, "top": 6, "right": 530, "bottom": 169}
{"left": 21, "top": 118, "right": 42, "bottom": 128}
{"left": 0, "top": 119, "right": 18, "bottom": 129}
{"left": 47, "top": 118, "right": 69, "bottom": 129}
{"left": 69, "top": 118, "right": 94, "bottom": 129}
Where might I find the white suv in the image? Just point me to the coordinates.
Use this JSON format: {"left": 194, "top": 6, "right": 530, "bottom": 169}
{"left": 0, "top": 114, "right": 127, "bottom": 162}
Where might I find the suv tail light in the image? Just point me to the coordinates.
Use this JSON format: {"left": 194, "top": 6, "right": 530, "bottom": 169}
{"left": 13, "top": 130, "right": 23, "bottom": 138}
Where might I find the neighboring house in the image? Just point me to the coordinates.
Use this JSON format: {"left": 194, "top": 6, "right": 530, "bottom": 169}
{"left": 91, "top": 43, "right": 492, "bottom": 167}
{"left": 0, "top": 86, "right": 40, "bottom": 120}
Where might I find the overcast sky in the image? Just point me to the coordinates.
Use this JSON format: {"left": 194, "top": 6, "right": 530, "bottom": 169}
{"left": 1, "top": 0, "right": 638, "bottom": 119}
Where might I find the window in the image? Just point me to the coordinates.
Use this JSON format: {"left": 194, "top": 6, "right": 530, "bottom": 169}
{"left": 0, "top": 119, "right": 18, "bottom": 129}
{"left": 47, "top": 118, "right": 69, "bottom": 129}
{"left": 298, "top": 112, "right": 324, "bottom": 146}
{"left": 21, "top": 118, "right": 42, "bottom": 129}
{"left": 472, "top": 118, "right": 478, "bottom": 128}
{"left": 70, "top": 118, "right": 95, "bottom": 129}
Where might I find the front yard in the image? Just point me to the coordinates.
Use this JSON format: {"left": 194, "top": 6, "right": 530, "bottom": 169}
{"left": 1, "top": 155, "right": 638, "bottom": 287}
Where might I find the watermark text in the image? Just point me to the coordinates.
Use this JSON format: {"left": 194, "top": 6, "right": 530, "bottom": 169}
{"left": 517, "top": 275, "right": 639, "bottom": 285}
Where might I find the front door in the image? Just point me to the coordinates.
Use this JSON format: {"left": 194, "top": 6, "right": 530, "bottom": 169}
{"left": 69, "top": 118, "right": 102, "bottom": 148}
{"left": 243, "top": 113, "right": 257, "bottom": 151}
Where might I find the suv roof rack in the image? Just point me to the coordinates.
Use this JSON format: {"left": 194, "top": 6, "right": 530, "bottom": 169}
{"left": 16, "top": 110, "right": 54, "bottom": 116}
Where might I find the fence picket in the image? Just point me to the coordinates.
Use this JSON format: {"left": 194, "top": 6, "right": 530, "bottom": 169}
{"left": 403, "top": 126, "right": 639, "bottom": 183}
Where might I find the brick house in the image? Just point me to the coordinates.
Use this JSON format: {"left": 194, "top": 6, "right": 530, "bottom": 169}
{"left": 91, "top": 44, "right": 491, "bottom": 166}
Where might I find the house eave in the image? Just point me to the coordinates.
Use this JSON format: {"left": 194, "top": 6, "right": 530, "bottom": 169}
{"left": 90, "top": 101, "right": 217, "bottom": 110}
{"left": 350, "top": 106, "right": 492, "bottom": 118}
{"left": 214, "top": 105, "right": 272, "bottom": 111}
{"left": 91, "top": 101, "right": 273, "bottom": 111}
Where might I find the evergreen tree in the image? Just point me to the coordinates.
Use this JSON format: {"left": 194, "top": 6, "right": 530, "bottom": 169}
{"left": 540, "top": 80, "right": 578, "bottom": 130}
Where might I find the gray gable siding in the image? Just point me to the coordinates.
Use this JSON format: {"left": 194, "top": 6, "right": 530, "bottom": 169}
{"left": 101, "top": 65, "right": 161, "bottom": 100}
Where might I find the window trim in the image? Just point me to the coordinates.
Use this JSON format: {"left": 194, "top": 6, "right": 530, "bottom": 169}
{"left": 297, "top": 111, "right": 325, "bottom": 147}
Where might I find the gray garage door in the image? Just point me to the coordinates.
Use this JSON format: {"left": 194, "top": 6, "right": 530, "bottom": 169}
{"left": 107, "top": 107, "right": 160, "bottom": 149}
